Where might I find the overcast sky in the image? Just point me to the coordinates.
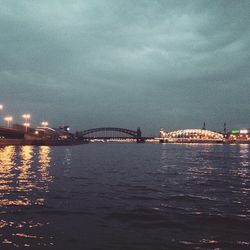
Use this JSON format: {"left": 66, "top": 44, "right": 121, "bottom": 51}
{"left": 0, "top": 0, "right": 249, "bottom": 135}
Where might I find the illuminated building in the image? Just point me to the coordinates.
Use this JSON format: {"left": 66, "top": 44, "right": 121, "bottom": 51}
{"left": 227, "top": 129, "right": 250, "bottom": 143}
{"left": 159, "top": 128, "right": 224, "bottom": 143}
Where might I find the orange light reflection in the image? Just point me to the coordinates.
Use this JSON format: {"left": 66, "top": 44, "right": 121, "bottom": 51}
{"left": 0, "top": 146, "right": 16, "bottom": 192}
{"left": 17, "top": 146, "right": 35, "bottom": 191}
{"left": 0, "top": 145, "right": 52, "bottom": 207}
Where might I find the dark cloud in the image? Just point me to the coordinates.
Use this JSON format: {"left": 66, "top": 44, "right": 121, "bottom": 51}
{"left": 0, "top": 0, "right": 249, "bottom": 133}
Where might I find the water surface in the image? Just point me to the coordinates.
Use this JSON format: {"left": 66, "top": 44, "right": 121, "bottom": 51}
{"left": 0, "top": 143, "right": 249, "bottom": 249}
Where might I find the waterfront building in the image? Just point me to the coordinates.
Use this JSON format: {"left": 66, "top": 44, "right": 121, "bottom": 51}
{"left": 159, "top": 128, "right": 224, "bottom": 143}
{"left": 227, "top": 129, "right": 250, "bottom": 143}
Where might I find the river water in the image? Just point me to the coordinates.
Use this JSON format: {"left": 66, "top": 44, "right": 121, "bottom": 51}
{"left": 0, "top": 143, "right": 249, "bottom": 249}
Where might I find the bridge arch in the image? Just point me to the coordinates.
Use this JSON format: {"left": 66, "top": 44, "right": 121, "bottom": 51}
{"left": 78, "top": 127, "right": 142, "bottom": 138}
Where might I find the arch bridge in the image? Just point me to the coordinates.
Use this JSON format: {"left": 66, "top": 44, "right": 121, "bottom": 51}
{"left": 76, "top": 127, "right": 143, "bottom": 142}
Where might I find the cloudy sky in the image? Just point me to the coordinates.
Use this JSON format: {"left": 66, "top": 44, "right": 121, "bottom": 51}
{"left": 0, "top": 0, "right": 249, "bottom": 135}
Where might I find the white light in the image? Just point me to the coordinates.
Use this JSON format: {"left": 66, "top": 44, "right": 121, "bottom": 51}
{"left": 4, "top": 116, "right": 13, "bottom": 122}
{"left": 41, "top": 121, "right": 49, "bottom": 127}
{"left": 22, "top": 113, "right": 31, "bottom": 119}
{"left": 240, "top": 129, "right": 248, "bottom": 134}
{"left": 4, "top": 116, "right": 13, "bottom": 127}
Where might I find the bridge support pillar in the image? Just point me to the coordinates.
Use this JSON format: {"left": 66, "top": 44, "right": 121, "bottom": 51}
{"left": 136, "top": 127, "right": 144, "bottom": 143}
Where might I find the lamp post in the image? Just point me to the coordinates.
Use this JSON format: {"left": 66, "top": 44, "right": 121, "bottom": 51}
{"left": 22, "top": 114, "right": 31, "bottom": 132}
{"left": 0, "top": 104, "right": 3, "bottom": 126}
{"left": 22, "top": 113, "right": 31, "bottom": 123}
{"left": 23, "top": 122, "right": 30, "bottom": 133}
{"left": 4, "top": 116, "right": 13, "bottom": 128}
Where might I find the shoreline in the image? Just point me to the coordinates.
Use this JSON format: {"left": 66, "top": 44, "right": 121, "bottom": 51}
{"left": 1, "top": 138, "right": 250, "bottom": 146}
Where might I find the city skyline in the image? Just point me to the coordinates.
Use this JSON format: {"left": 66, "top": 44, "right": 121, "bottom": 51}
{"left": 0, "top": 0, "right": 249, "bottom": 134}
{"left": 1, "top": 102, "right": 249, "bottom": 137}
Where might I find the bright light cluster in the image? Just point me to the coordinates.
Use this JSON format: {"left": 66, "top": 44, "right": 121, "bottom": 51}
{"left": 240, "top": 129, "right": 248, "bottom": 134}
{"left": 161, "top": 129, "right": 224, "bottom": 140}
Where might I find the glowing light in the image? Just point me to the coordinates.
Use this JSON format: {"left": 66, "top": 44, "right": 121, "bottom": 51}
{"left": 0, "top": 146, "right": 15, "bottom": 192}
{"left": 23, "top": 122, "right": 30, "bottom": 132}
{"left": 4, "top": 116, "right": 13, "bottom": 127}
{"left": 240, "top": 129, "right": 248, "bottom": 134}
{"left": 37, "top": 146, "right": 52, "bottom": 195}
{"left": 0, "top": 145, "right": 52, "bottom": 208}
{"left": 231, "top": 129, "right": 240, "bottom": 134}
{"left": 22, "top": 114, "right": 31, "bottom": 119}
{"left": 22, "top": 114, "right": 31, "bottom": 128}
{"left": 41, "top": 121, "right": 49, "bottom": 127}
{"left": 4, "top": 116, "right": 12, "bottom": 121}
{"left": 0, "top": 104, "right": 3, "bottom": 110}
{"left": 17, "top": 146, "right": 34, "bottom": 193}
{"left": 14, "top": 233, "right": 38, "bottom": 239}
{"left": 163, "top": 129, "right": 224, "bottom": 141}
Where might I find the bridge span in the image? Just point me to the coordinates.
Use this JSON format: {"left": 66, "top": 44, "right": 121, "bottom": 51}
{"left": 76, "top": 127, "right": 145, "bottom": 142}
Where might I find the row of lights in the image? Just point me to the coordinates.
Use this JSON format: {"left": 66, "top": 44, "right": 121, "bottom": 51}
{"left": 0, "top": 104, "right": 49, "bottom": 131}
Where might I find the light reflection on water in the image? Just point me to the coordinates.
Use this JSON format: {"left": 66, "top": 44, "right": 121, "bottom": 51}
{"left": 159, "top": 144, "right": 250, "bottom": 249}
{"left": 0, "top": 144, "right": 249, "bottom": 249}
{"left": 38, "top": 146, "right": 53, "bottom": 193}
{"left": 0, "top": 146, "right": 15, "bottom": 193}
{"left": 17, "top": 146, "right": 35, "bottom": 193}
{"left": 0, "top": 146, "right": 53, "bottom": 248}
{"left": 0, "top": 146, "right": 52, "bottom": 206}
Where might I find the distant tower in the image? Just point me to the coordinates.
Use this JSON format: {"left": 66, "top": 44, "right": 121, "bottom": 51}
{"left": 136, "top": 127, "right": 142, "bottom": 143}
{"left": 202, "top": 122, "right": 206, "bottom": 130}
{"left": 224, "top": 122, "right": 227, "bottom": 135}
{"left": 136, "top": 127, "right": 142, "bottom": 138}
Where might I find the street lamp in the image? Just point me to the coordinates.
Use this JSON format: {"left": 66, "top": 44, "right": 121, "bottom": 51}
{"left": 22, "top": 114, "right": 31, "bottom": 131}
{"left": 41, "top": 121, "right": 49, "bottom": 127}
{"left": 4, "top": 116, "right": 13, "bottom": 128}
{"left": 22, "top": 113, "right": 31, "bottom": 123}
{"left": 0, "top": 104, "right": 3, "bottom": 126}
{"left": 23, "top": 122, "right": 30, "bottom": 133}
